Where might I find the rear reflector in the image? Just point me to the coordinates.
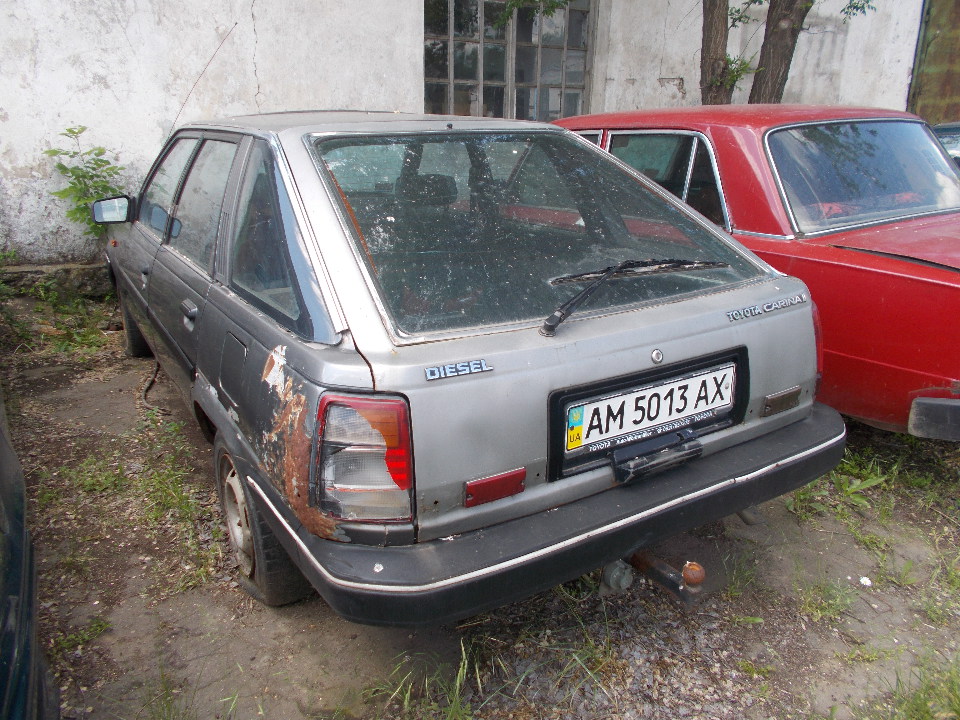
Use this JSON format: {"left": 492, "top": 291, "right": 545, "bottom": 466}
{"left": 464, "top": 468, "right": 526, "bottom": 508}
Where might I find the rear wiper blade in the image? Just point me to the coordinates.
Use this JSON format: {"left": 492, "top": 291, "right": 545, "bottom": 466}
{"left": 540, "top": 258, "right": 728, "bottom": 337}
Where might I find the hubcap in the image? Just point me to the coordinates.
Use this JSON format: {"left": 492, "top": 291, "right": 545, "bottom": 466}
{"left": 222, "top": 460, "right": 254, "bottom": 578}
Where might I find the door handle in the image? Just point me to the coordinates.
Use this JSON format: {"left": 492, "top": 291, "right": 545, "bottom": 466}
{"left": 140, "top": 265, "right": 151, "bottom": 275}
{"left": 179, "top": 299, "right": 198, "bottom": 320}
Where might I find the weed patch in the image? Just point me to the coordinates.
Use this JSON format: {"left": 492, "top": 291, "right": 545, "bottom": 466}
{"left": 798, "top": 579, "right": 857, "bottom": 623}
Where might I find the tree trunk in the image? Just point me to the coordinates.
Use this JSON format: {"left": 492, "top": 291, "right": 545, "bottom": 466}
{"left": 748, "top": 0, "right": 814, "bottom": 103}
{"left": 700, "top": 0, "right": 734, "bottom": 105}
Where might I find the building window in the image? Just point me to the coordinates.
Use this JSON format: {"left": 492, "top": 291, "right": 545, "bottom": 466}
{"left": 424, "top": 0, "right": 590, "bottom": 120}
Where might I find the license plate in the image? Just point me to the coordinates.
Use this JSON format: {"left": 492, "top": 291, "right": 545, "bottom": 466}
{"left": 565, "top": 364, "right": 736, "bottom": 452}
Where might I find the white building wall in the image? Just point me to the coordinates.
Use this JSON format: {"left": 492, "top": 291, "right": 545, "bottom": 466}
{"left": 589, "top": 0, "right": 922, "bottom": 112}
{"left": 0, "top": 0, "right": 924, "bottom": 264}
{"left": 0, "top": 0, "right": 423, "bottom": 264}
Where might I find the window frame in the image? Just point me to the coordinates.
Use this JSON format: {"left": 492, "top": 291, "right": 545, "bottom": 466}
{"left": 604, "top": 129, "right": 731, "bottom": 231}
{"left": 424, "top": 0, "right": 593, "bottom": 120}
{"left": 225, "top": 138, "right": 315, "bottom": 338}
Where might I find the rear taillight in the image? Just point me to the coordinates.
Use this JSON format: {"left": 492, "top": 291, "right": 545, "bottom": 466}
{"left": 811, "top": 300, "right": 824, "bottom": 397}
{"left": 316, "top": 394, "right": 413, "bottom": 522}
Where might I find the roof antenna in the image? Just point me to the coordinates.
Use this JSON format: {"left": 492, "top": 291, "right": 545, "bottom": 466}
{"left": 167, "top": 22, "right": 238, "bottom": 139}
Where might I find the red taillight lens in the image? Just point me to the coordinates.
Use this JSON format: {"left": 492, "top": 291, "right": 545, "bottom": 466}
{"left": 811, "top": 300, "right": 824, "bottom": 397}
{"left": 316, "top": 394, "right": 413, "bottom": 522}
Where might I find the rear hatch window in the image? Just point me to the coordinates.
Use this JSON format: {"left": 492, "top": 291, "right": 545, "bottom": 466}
{"left": 313, "top": 131, "right": 761, "bottom": 336}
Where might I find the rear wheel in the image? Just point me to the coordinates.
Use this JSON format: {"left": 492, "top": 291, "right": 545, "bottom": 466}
{"left": 120, "top": 296, "right": 151, "bottom": 358}
{"left": 214, "top": 435, "right": 311, "bottom": 606}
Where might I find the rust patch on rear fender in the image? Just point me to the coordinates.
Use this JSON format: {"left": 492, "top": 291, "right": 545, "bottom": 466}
{"left": 261, "top": 347, "right": 345, "bottom": 541}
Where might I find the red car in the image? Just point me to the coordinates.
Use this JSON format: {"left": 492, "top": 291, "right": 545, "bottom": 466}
{"left": 557, "top": 106, "right": 960, "bottom": 440}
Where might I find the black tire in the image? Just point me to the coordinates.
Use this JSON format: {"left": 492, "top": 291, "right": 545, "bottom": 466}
{"left": 120, "top": 296, "right": 152, "bottom": 358}
{"left": 214, "top": 435, "right": 312, "bottom": 606}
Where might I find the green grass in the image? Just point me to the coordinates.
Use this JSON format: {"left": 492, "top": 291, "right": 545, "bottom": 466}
{"left": 797, "top": 579, "right": 857, "bottom": 623}
{"left": 142, "top": 669, "right": 199, "bottom": 720}
{"left": 53, "top": 615, "right": 110, "bottom": 656}
{"left": 723, "top": 550, "right": 759, "bottom": 598}
{"left": 853, "top": 655, "right": 960, "bottom": 719}
{"left": 365, "top": 641, "right": 476, "bottom": 720}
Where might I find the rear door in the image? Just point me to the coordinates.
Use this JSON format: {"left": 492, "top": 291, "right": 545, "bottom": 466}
{"left": 147, "top": 135, "right": 242, "bottom": 397}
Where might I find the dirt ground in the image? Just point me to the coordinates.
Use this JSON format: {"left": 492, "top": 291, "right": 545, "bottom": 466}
{"left": 2, "top": 295, "right": 959, "bottom": 719}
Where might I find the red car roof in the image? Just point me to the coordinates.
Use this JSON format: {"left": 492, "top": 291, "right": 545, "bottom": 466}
{"left": 555, "top": 104, "right": 919, "bottom": 133}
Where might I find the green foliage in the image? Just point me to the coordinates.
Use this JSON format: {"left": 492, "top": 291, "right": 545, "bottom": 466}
{"left": 709, "top": 54, "right": 758, "bottom": 90}
{"left": 728, "top": 0, "right": 766, "bottom": 28}
{"left": 493, "top": 0, "right": 568, "bottom": 28}
{"left": 44, "top": 125, "right": 124, "bottom": 237}
{"left": 728, "top": 0, "right": 877, "bottom": 28}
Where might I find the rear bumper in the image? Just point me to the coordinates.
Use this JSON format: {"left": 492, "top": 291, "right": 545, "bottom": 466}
{"left": 908, "top": 397, "right": 960, "bottom": 441}
{"left": 250, "top": 403, "right": 845, "bottom": 626}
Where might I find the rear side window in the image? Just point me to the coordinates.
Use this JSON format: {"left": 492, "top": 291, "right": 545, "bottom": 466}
{"left": 170, "top": 139, "right": 238, "bottom": 269}
{"left": 769, "top": 119, "right": 960, "bottom": 233}
{"left": 229, "top": 141, "right": 312, "bottom": 336}
{"left": 608, "top": 133, "right": 726, "bottom": 227}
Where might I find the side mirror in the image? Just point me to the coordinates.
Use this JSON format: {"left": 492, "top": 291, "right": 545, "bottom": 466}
{"left": 91, "top": 196, "right": 133, "bottom": 224}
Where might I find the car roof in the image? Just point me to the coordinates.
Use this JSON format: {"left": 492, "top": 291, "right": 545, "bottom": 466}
{"left": 555, "top": 104, "right": 921, "bottom": 133}
{"left": 182, "top": 110, "right": 559, "bottom": 135}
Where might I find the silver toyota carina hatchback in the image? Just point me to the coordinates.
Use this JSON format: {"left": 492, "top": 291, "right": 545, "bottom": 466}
{"left": 93, "top": 111, "right": 844, "bottom": 626}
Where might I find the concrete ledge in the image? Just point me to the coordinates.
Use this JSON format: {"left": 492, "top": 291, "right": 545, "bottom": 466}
{"left": 0, "top": 263, "right": 113, "bottom": 299}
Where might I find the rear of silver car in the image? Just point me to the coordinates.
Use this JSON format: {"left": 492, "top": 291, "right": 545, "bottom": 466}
{"left": 262, "top": 121, "right": 844, "bottom": 624}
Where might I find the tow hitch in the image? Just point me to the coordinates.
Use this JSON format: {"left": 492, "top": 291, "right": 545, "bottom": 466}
{"left": 599, "top": 552, "right": 706, "bottom": 605}
{"left": 630, "top": 552, "right": 705, "bottom": 605}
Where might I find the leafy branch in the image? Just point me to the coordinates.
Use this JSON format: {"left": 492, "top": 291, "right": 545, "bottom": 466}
{"left": 44, "top": 126, "right": 125, "bottom": 238}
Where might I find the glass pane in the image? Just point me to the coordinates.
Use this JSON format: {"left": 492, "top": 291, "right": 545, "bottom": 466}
{"left": 687, "top": 141, "right": 726, "bottom": 226}
{"left": 484, "top": 43, "right": 505, "bottom": 82}
{"left": 454, "top": 42, "right": 478, "bottom": 80}
{"left": 540, "top": 48, "right": 562, "bottom": 85}
{"left": 138, "top": 138, "right": 198, "bottom": 233}
{"left": 540, "top": 10, "right": 565, "bottom": 46}
{"left": 515, "top": 46, "right": 536, "bottom": 83}
{"left": 425, "top": 83, "right": 449, "bottom": 114}
{"left": 538, "top": 86, "right": 561, "bottom": 122}
{"left": 515, "top": 6, "right": 537, "bottom": 43}
{"left": 425, "top": 40, "right": 449, "bottom": 79}
{"left": 483, "top": 1, "right": 507, "bottom": 39}
{"left": 769, "top": 120, "right": 960, "bottom": 233}
{"left": 568, "top": 9, "right": 588, "bottom": 48}
{"left": 564, "top": 50, "right": 586, "bottom": 85}
{"left": 230, "top": 142, "right": 301, "bottom": 322}
{"left": 171, "top": 140, "right": 237, "bottom": 268}
{"left": 454, "top": 0, "right": 479, "bottom": 38}
{"left": 483, "top": 85, "right": 504, "bottom": 117}
{"left": 313, "top": 133, "right": 760, "bottom": 336}
{"left": 515, "top": 87, "right": 535, "bottom": 120}
{"left": 425, "top": 0, "right": 448, "bottom": 35}
{"left": 609, "top": 134, "right": 695, "bottom": 197}
{"left": 562, "top": 90, "right": 582, "bottom": 118}
{"left": 454, "top": 83, "right": 479, "bottom": 115}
